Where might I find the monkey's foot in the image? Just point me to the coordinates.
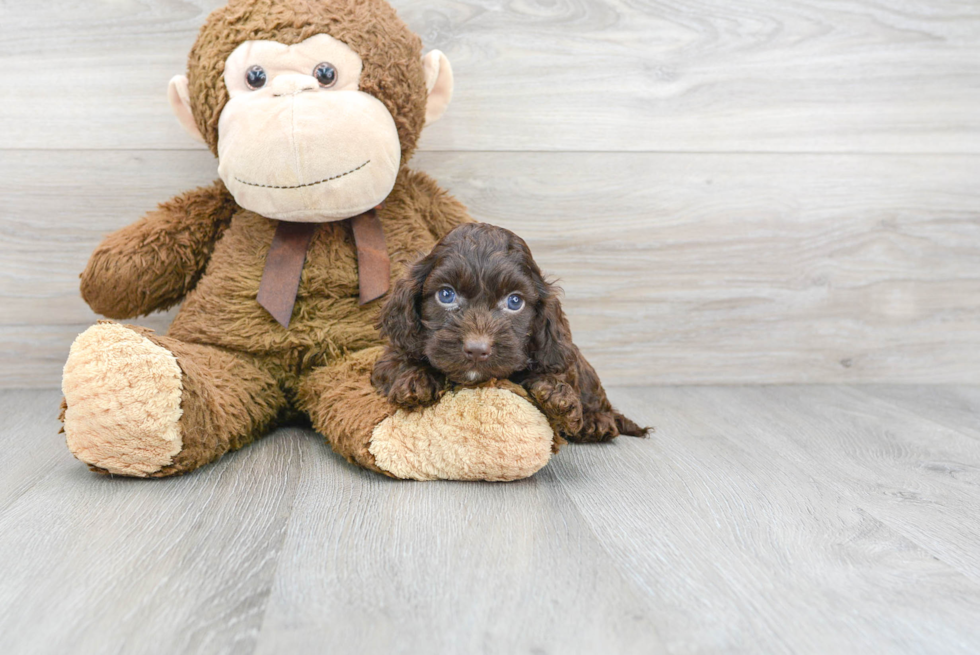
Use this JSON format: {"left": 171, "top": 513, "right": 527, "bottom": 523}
{"left": 369, "top": 385, "right": 556, "bottom": 481}
{"left": 62, "top": 322, "right": 184, "bottom": 477}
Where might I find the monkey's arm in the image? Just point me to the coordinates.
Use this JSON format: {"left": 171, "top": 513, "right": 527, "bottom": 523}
{"left": 80, "top": 181, "right": 237, "bottom": 319}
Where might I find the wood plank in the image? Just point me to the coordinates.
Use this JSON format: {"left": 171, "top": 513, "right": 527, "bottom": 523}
{"left": 3, "top": 388, "right": 980, "bottom": 652}
{"left": 851, "top": 385, "right": 980, "bottom": 441}
{"left": 1, "top": 0, "right": 978, "bottom": 152}
{"left": 252, "top": 440, "right": 668, "bottom": 654}
{"left": 637, "top": 385, "right": 980, "bottom": 583}
{"left": 0, "top": 391, "right": 303, "bottom": 655}
{"left": 554, "top": 386, "right": 980, "bottom": 653}
{"left": 2, "top": 149, "right": 979, "bottom": 387}
{"left": 0, "top": 390, "right": 69, "bottom": 514}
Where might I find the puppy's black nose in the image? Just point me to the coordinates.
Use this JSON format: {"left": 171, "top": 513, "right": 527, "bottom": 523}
{"left": 463, "top": 338, "right": 491, "bottom": 362}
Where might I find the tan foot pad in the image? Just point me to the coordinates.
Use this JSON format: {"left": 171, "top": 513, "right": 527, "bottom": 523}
{"left": 369, "top": 387, "right": 555, "bottom": 481}
{"left": 62, "top": 323, "right": 183, "bottom": 477}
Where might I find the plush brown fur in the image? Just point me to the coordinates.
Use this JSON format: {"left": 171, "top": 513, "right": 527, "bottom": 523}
{"left": 372, "top": 223, "right": 650, "bottom": 442}
{"left": 369, "top": 380, "right": 562, "bottom": 481}
{"left": 80, "top": 181, "right": 237, "bottom": 319}
{"left": 74, "top": 174, "right": 470, "bottom": 476}
{"left": 66, "top": 0, "right": 475, "bottom": 476}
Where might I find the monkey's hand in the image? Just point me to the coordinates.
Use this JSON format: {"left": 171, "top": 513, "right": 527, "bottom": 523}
{"left": 371, "top": 349, "right": 445, "bottom": 410}
{"left": 523, "top": 374, "right": 584, "bottom": 437}
{"left": 80, "top": 180, "right": 236, "bottom": 319}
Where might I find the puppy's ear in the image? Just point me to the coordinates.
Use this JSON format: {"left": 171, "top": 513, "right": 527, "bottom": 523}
{"left": 529, "top": 281, "right": 576, "bottom": 373}
{"left": 377, "top": 254, "right": 435, "bottom": 357}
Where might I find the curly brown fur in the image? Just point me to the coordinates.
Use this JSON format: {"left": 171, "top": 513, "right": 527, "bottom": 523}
{"left": 524, "top": 373, "right": 583, "bottom": 437}
{"left": 372, "top": 223, "right": 650, "bottom": 442}
{"left": 372, "top": 348, "right": 446, "bottom": 409}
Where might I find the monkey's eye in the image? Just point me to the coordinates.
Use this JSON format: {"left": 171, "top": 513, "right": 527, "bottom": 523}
{"left": 436, "top": 287, "right": 457, "bottom": 305}
{"left": 245, "top": 65, "right": 267, "bottom": 90}
{"left": 505, "top": 294, "right": 525, "bottom": 311}
{"left": 313, "top": 62, "right": 338, "bottom": 88}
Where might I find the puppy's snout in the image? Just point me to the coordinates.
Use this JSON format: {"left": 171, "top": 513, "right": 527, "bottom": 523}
{"left": 463, "top": 337, "right": 492, "bottom": 362}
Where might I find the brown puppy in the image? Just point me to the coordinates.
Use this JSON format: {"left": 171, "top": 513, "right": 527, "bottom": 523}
{"left": 372, "top": 223, "right": 648, "bottom": 442}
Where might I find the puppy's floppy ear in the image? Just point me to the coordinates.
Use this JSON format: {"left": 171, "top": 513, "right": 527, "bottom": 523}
{"left": 529, "top": 279, "right": 576, "bottom": 373}
{"left": 377, "top": 253, "right": 436, "bottom": 357}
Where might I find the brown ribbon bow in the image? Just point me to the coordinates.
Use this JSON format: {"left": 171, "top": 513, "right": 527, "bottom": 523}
{"left": 256, "top": 207, "right": 390, "bottom": 328}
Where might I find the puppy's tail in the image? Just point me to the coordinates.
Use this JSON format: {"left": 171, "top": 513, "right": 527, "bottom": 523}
{"left": 615, "top": 411, "right": 652, "bottom": 438}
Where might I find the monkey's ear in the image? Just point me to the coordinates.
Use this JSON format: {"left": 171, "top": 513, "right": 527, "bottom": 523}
{"left": 422, "top": 50, "right": 453, "bottom": 126}
{"left": 168, "top": 75, "right": 207, "bottom": 145}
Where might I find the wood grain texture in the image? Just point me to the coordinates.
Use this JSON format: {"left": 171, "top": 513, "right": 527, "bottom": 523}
{"left": 252, "top": 444, "right": 668, "bottom": 654}
{"left": 686, "top": 385, "right": 980, "bottom": 584}
{"left": 2, "top": 149, "right": 978, "bottom": 387}
{"left": 0, "top": 390, "right": 72, "bottom": 514}
{"left": 0, "top": 406, "right": 303, "bottom": 655}
{"left": 853, "top": 385, "right": 980, "bottom": 441}
{"left": 1, "top": 0, "right": 979, "bottom": 152}
{"left": 3, "top": 387, "right": 980, "bottom": 654}
{"left": 557, "top": 388, "right": 980, "bottom": 654}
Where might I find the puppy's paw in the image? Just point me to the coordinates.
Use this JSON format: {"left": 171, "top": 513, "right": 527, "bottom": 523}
{"left": 577, "top": 411, "right": 621, "bottom": 443}
{"left": 386, "top": 367, "right": 444, "bottom": 410}
{"left": 526, "top": 376, "right": 584, "bottom": 436}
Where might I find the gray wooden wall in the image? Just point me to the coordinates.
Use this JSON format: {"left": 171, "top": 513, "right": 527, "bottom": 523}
{"left": 2, "top": 0, "right": 979, "bottom": 389}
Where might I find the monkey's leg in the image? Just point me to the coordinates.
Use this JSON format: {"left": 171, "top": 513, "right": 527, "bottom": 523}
{"left": 62, "top": 322, "right": 286, "bottom": 477}
{"left": 297, "top": 347, "right": 557, "bottom": 481}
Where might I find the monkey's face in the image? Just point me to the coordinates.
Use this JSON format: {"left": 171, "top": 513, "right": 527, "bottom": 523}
{"left": 217, "top": 34, "right": 401, "bottom": 222}
{"left": 169, "top": 1, "right": 455, "bottom": 220}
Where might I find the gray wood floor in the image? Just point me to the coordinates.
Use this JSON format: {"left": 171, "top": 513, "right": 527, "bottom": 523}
{"left": 1, "top": 387, "right": 979, "bottom": 654}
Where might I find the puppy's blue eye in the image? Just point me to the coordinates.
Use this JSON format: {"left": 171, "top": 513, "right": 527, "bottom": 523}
{"left": 506, "top": 294, "right": 524, "bottom": 311}
{"left": 437, "top": 287, "right": 457, "bottom": 305}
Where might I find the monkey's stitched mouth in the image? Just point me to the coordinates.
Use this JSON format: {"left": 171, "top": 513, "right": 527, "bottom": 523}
{"left": 234, "top": 160, "right": 370, "bottom": 190}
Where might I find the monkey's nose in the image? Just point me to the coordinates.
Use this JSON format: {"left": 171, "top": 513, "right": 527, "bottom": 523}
{"left": 271, "top": 74, "right": 318, "bottom": 97}
{"left": 463, "top": 338, "right": 492, "bottom": 362}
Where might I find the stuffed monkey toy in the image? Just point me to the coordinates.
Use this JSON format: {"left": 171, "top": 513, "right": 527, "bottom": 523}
{"left": 60, "top": 0, "right": 557, "bottom": 481}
